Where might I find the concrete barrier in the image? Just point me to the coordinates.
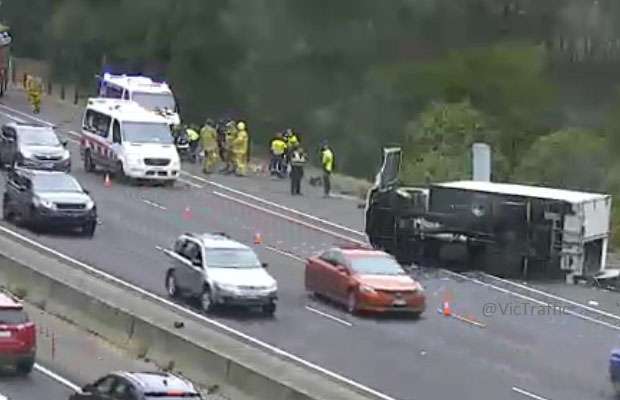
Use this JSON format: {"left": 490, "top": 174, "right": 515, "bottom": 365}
{"left": 0, "top": 231, "right": 378, "bottom": 400}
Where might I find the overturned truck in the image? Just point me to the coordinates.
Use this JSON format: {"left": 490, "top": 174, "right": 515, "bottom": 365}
{"left": 364, "top": 148, "right": 612, "bottom": 283}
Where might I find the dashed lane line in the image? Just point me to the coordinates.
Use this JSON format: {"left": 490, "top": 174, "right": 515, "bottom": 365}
{"left": 305, "top": 306, "right": 353, "bottom": 327}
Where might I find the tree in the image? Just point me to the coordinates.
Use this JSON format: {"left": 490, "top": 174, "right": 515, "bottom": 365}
{"left": 512, "top": 127, "right": 608, "bottom": 192}
{"left": 401, "top": 101, "right": 509, "bottom": 185}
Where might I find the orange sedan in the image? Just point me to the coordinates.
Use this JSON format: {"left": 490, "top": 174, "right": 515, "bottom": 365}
{"left": 305, "top": 246, "right": 426, "bottom": 316}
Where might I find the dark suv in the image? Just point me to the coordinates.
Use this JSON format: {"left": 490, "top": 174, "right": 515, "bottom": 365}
{"left": 0, "top": 122, "right": 70, "bottom": 172}
{"left": 2, "top": 168, "right": 97, "bottom": 236}
{"left": 0, "top": 291, "right": 36, "bottom": 374}
{"left": 70, "top": 371, "right": 204, "bottom": 400}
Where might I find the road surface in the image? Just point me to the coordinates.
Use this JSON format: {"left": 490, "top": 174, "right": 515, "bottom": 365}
{"left": 0, "top": 90, "right": 616, "bottom": 400}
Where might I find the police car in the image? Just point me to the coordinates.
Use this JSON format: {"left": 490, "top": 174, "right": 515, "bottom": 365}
{"left": 164, "top": 232, "right": 278, "bottom": 315}
{"left": 80, "top": 98, "right": 180, "bottom": 184}
{"left": 98, "top": 73, "right": 180, "bottom": 126}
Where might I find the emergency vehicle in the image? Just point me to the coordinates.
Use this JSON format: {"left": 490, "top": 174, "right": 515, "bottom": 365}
{"left": 79, "top": 98, "right": 180, "bottom": 185}
{"left": 98, "top": 73, "right": 180, "bottom": 126}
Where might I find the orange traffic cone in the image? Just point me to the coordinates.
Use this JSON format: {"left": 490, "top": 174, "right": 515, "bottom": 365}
{"left": 104, "top": 173, "right": 111, "bottom": 187}
{"left": 182, "top": 206, "right": 192, "bottom": 220}
{"left": 253, "top": 232, "right": 261, "bottom": 245}
{"left": 441, "top": 301, "right": 452, "bottom": 316}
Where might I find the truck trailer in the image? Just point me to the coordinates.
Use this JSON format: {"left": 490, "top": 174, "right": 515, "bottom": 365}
{"left": 364, "top": 147, "right": 612, "bottom": 283}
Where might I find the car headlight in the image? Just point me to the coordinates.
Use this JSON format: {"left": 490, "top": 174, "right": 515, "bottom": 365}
{"left": 414, "top": 282, "right": 425, "bottom": 292}
{"left": 85, "top": 199, "right": 95, "bottom": 210}
{"left": 20, "top": 151, "right": 34, "bottom": 160}
{"left": 62, "top": 149, "right": 71, "bottom": 160}
{"left": 266, "top": 282, "right": 277, "bottom": 291}
{"left": 216, "top": 283, "right": 238, "bottom": 292}
{"left": 359, "top": 284, "right": 376, "bottom": 294}
{"left": 33, "top": 196, "right": 55, "bottom": 210}
{"left": 126, "top": 155, "right": 142, "bottom": 166}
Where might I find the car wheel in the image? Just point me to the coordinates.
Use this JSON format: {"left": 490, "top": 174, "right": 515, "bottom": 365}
{"left": 262, "top": 301, "right": 276, "bottom": 316}
{"left": 16, "top": 358, "right": 34, "bottom": 374}
{"left": 115, "top": 161, "right": 128, "bottom": 183}
{"left": 82, "top": 221, "right": 96, "bottom": 237}
{"left": 2, "top": 199, "right": 12, "bottom": 221}
{"left": 200, "top": 286, "right": 215, "bottom": 313}
{"left": 84, "top": 151, "right": 95, "bottom": 173}
{"left": 346, "top": 290, "right": 358, "bottom": 314}
{"left": 166, "top": 271, "right": 179, "bottom": 298}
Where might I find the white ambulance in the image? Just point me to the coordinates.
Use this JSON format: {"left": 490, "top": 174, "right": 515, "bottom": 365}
{"left": 98, "top": 73, "right": 181, "bottom": 126}
{"left": 79, "top": 98, "right": 180, "bottom": 185}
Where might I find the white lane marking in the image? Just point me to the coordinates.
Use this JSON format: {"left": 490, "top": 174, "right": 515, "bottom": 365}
{"left": 141, "top": 199, "right": 167, "bottom": 211}
{"left": 512, "top": 386, "right": 552, "bottom": 400}
{"left": 0, "top": 104, "right": 54, "bottom": 127}
{"left": 265, "top": 245, "right": 304, "bottom": 262}
{"left": 0, "top": 225, "right": 398, "bottom": 400}
{"left": 34, "top": 363, "right": 82, "bottom": 392}
{"left": 4, "top": 113, "right": 26, "bottom": 123}
{"left": 479, "top": 271, "right": 620, "bottom": 323}
{"left": 178, "top": 178, "right": 203, "bottom": 189}
{"left": 182, "top": 171, "right": 366, "bottom": 237}
{"left": 305, "top": 306, "right": 353, "bottom": 327}
{"left": 441, "top": 269, "right": 620, "bottom": 331}
{"left": 6, "top": 99, "right": 620, "bottom": 354}
{"left": 213, "top": 191, "right": 365, "bottom": 245}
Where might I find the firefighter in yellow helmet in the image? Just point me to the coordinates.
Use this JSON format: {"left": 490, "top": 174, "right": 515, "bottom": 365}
{"left": 26, "top": 75, "right": 43, "bottom": 114}
{"left": 200, "top": 119, "right": 218, "bottom": 174}
{"left": 231, "top": 121, "right": 249, "bottom": 176}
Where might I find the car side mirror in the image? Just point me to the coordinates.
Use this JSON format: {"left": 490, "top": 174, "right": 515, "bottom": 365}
{"left": 81, "top": 383, "right": 94, "bottom": 393}
{"left": 83, "top": 189, "right": 90, "bottom": 195}
{"left": 262, "top": 262, "right": 268, "bottom": 268}
{"left": 62, "top": 140, "right": 68, "bottom": 147}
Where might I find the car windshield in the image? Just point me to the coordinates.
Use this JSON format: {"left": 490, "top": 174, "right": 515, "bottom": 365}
{"left": 133, "top": 92, "right": 176, "bottom": 111}
{"left": 349, "top": 255, "right": 406, "bottom": 276}
{"left": 205, "top": 248, "right": 261, "bottom": 269}
{"left": 19, "top": 128, "right": 60, "bottom": 146}
{"left": 122, "top": 122, "right": 173, "bottom": 144}
{"left": 32, "top": 174, "right": 83, "bottom": 193}
{"left": 0, "top": 309, "right": 28, "bottom": 324}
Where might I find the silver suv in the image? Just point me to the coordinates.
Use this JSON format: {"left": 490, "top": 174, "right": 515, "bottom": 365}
{"left": 164, "top": 232, "right": 278, "bottom": 315}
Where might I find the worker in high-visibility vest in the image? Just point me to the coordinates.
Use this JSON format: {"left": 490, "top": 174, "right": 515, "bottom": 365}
{"left": 270, "top": 133, "right": 288, "bottom": 178}
{"left": 231, "top": 121, "right": 249, "bottom": 176}
{"left": 200, "top": 119, "right": 219, "bottom": 174}
{"left": 186, "top": 125, "right": 200, "bottom": 163}
{"left": 223, "top": 120, "right": 237, "bottom": 173}
{"left": 320, "top": 141, "right": 334, "bottom": 198}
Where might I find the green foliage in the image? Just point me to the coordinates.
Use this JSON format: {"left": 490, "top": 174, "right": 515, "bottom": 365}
{"left": 512, "top": 128, "right": 608, "bottom": 192}
{"left": 401, "top": 101, "right": 509, "bottom": 185}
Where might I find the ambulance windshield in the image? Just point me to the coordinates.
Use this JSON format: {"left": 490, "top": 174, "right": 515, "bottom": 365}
{"left": 132, "top": 92, "right": 176, "bottom": 111}
{"left": 122, "top": 122, "right": 173, "bottom": 144}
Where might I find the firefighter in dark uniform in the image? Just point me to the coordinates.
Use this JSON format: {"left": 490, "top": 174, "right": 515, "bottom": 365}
{"left": 289, "top": 144, "right": 306, "bottom": 195}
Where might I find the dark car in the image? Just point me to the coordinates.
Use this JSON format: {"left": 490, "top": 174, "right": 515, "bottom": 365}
{"left": 2, "top": 168, "right": 97, "bottom": 236}
{"left": 0, "top": 291, "right": 36, "bottom": 374}
{"left": 0, "top": 122, "right": 70, "bottom": 172}
{"left": 70, "top": 371, "right": 204, "bottom": 400}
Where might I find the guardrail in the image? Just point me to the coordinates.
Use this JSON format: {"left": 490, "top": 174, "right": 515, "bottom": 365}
{"left": 0, "top": 231, "right": 377, "bottom": 400}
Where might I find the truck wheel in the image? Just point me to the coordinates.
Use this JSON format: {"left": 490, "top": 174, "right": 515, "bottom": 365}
{"left": 166, "top": 271, "right": 179, "bottom": 298}
{"left": 199, "top": 286, "right": 216, "bottom": 313}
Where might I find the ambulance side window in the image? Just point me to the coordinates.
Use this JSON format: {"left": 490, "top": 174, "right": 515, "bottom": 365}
{"left": 112, "top": 120, "right": 122, "bottom": 144}
{"left": 85, "top": 110, "right": 111, "bottom": 139}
